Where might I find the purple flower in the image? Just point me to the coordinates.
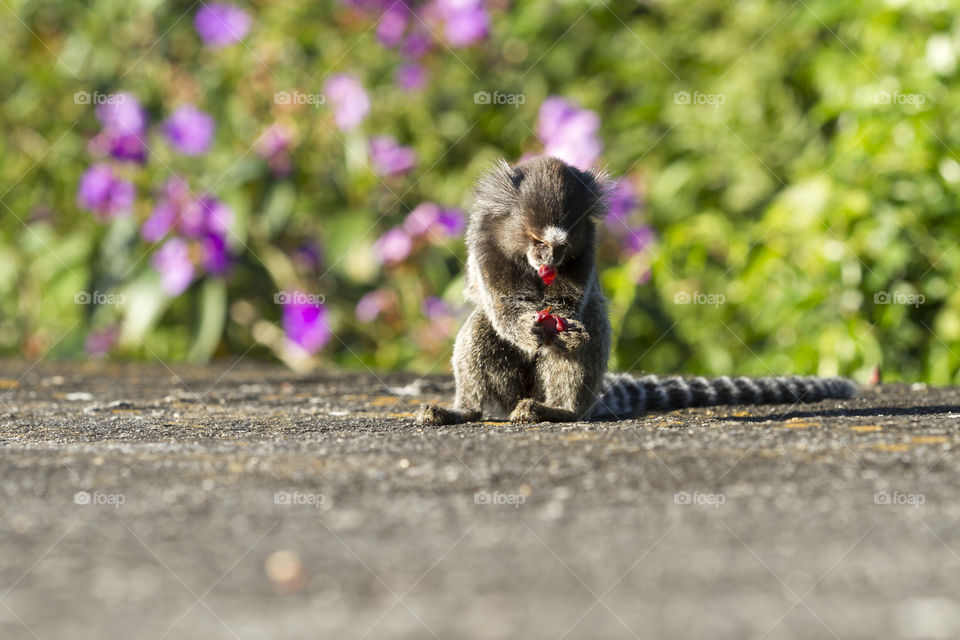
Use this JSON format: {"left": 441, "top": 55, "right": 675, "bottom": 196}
{"left": 256, "top": 123, "right": 294, "bottom": 176}
{"left": 201, "top": 233, "right": 230, "bottom": 275}
{"left": 395, "top": 63, "right": 428, "bottom": 91}
{"left": 89, "top": 93, "right": 149, "bottom": 163}
{"left": 402, "top": 32, "right": 431, "bottom": 58}
{"left": 163, "top": 105, "right": 215, "bottom": 156}
{"left": 194, "top": 2, "right": 252, "bottom": 48}
{"left": 403, "top": 202, "right": 465, "bottom": 239}
{"left": 256, "top": 123, "right": 292, "bottom": 157}
{"left": 435, "top": 0, "right": 489, "bottom": 47}
{"left": 536, "top": 96, "right": 603, "bottom": 170}
{"left": 141, "top": 177, "right": 234, "bottom": 278}
{"left": 323, "top": 73, "right": 370, "bottom": 132}
{"left": 375, "top": 228, "right": 413, "bottom": 264}
{"left": 152, "top": 237, "right": 195, "bottom": 296}
{"left": 403, "top": 202, "right": 441, "bottom": 235}
{"left": 356, "top": 289, "right": 394, "bottom": 323}
{"left": 606, "top": 178, "right": 639, "bottom": 226}
{"left": 77, "top": 164, "right": 135, "bottom": 221}
{"left": 84, "top": 326, "right": 118, "bottom": 359}
{"left": 141, "top": 177, "right": 189, "bottom": 241}
{"left": 436, "top": 208, "right": 466, "bottom": 236}
{"left": 181, "top": 195, "right": 233, "bottom": 238}
{"left": 377, "top": 4, "right": 409, "bottom": 47}
{"left": 95, "top": 93, "right": 147, "bottom": 134}
{"left": 97, "top": 132, "right": 148, "bottom": 163}
{"left": 369, "top": 135, "right": 417, "bottom": 177}
{"left": 623, "top": 225, "right": 655, "bottom": 255}
{"left": 141, "top": 201, "right": 178, "bottom": 242}
{"left": 342, "top": 0, "right": 398, "bottom": 10}
{"left": 141, "top": 177, "right": 233, "bottom": 243}
{"left": 293, "top": 241, "right": 324, "bottom": 272}
{"left": 422, "top": 296, "right": 452, "bottom": 320}
{"left": 282, "top": 295, "right": 331, "bottom": 355}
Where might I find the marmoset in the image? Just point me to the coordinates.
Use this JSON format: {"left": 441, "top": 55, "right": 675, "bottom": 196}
{"left": 416, "top": 156, "right": 856, "bottom": 425}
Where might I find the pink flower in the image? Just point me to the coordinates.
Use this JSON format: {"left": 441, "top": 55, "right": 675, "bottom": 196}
{"left": 623, "top": 226, "right": 655, "bottom": 255}
{"left": 256, "top": 123, "right": 294, "bottom": 176}
{"left": 163, "top": 105, "right": 215, "bottom": 156}
{"left": 606, "top": 178, "right": 640, "bottom": 227}
{"left": 323, "top": 73, "right": 370, "bottom": 131}
{"left": 151, "top": 237, "right": 195, "bottom": 296}
{"left": 369, "top": 135, "right": 417, "bottom": 177}
{"left": 536, "top": 96, "right": 603, "bottom": 170}
{"left": 195, "top": 3, "right": 252, "bottom": 48}
{"left": 84, "top": 326, "right": 118, "bottom": 358}
{"left": 375, "top": 228, "right": 413, "bottom": 264}
{"left": 91, "top": 93, "right": 148, "bottom": 163}
{"left": 282, "top": 294, "right": 331, "bottom": 355}
{"left": 403, "top": 202, "right": 465, "bottom": 239}
{"left": 77, "top": 164, "right": 135, "bottom": 221}
{"left": 433, "top": 0, "right": 489, "bottom": 47}
{"left": 377, "top": 5, "right": 409, "bottom": 47}
{"left": 356, "top": 289, "right": 395, "bottom": 322}
{"left": 395, "top": 63, "right": 428, "bottom": 91}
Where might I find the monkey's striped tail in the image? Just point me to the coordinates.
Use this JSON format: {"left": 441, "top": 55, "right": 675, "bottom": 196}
{"left": 591, "top": 373, "right": 857, "bottom": 419}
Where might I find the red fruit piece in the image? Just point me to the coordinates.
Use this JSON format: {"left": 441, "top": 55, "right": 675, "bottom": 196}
{"left": 535, "top": 306, "right": 552, "bottom": 323}
{"left": 535, "top": 307, "right": 568, "bottom": 340}
{"left": 538, "top": 264, "right": 557, "bottom": 285}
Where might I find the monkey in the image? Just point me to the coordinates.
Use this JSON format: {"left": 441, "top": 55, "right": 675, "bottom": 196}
{"left": 415, "top": 156, "right": 857, "bottom": 425}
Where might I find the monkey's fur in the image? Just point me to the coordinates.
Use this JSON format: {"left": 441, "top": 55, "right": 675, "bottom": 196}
{"left": 415, "top": 157, "right": 856, "bottom": 425}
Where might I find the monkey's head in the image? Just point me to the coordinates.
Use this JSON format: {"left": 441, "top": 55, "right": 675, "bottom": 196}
{"left": 471, "top": 156, "right": 611, "bottom": 278}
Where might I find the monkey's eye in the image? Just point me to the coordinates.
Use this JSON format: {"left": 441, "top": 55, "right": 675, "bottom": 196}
{"left": 532, "top": 239, "right": 545, "bottom": 248}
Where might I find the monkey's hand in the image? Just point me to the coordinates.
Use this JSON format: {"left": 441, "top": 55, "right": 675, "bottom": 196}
{"left": 531, "top": 316, "right": 589, "bottom": 352}
{"left": 550, "top": 317, "right": 589, "bottom": 352}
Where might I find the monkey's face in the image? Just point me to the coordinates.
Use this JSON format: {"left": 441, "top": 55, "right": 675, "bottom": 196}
{"left": 473, "top": 156, "right": 609, "bottom": 281}
{"left": 524, "top": 224, "right": 570, "bottom": 272}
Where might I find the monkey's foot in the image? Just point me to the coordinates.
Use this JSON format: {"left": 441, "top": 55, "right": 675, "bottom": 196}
{"left": 508, "top": 398, "right": 540, "bottom": 423}
{"left": 415, "top": 403, "right": 480, "bottom": 426}
{"left": 509, "top": 398, "right": 578, "bottom": 424}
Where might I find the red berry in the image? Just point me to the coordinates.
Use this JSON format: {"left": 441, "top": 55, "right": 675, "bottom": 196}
{"left": 542, "top": 315, "right": 558, "bottom": 334}
{"left": 555, "top": 316, "right": 567, "bottom": 332}
{"left": 537, "top": 264, "right": 557, "bottom": 285}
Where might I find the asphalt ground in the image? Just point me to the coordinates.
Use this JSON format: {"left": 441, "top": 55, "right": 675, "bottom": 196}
{"left": 1, "top": 359, "right": 959, "bottom": 639}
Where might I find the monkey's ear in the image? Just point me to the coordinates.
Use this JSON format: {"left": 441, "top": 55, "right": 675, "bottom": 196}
{"left": 583, "top": 167, "right": 613, "bottom": 219}
{"left": 472, "top": 158, "right": 524, "bottom": 216}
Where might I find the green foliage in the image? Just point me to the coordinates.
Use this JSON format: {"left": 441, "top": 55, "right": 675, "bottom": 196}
{"left": 2, "top": 0, "right": 959, "bottom": 382}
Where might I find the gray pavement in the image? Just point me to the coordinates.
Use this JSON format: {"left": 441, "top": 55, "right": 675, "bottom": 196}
{"left": 1, "top": 359, "right": 960, "bottom": 639}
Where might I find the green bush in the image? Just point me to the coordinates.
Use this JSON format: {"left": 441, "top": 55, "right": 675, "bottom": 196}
{"left": 1, "top": 0, "right": 958, "bottom": 383}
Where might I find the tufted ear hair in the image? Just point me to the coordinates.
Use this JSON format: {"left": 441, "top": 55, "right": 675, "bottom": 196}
{"left": 472, "top": 159, "right": 525, "bottom": 216}
{"left": 582, "top": 166, "right": 613, "bottom": 219}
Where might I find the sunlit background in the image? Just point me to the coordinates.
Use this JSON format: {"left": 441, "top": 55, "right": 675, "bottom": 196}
{"left": 2, "top": 0, "right": 959, "bottom": 383}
